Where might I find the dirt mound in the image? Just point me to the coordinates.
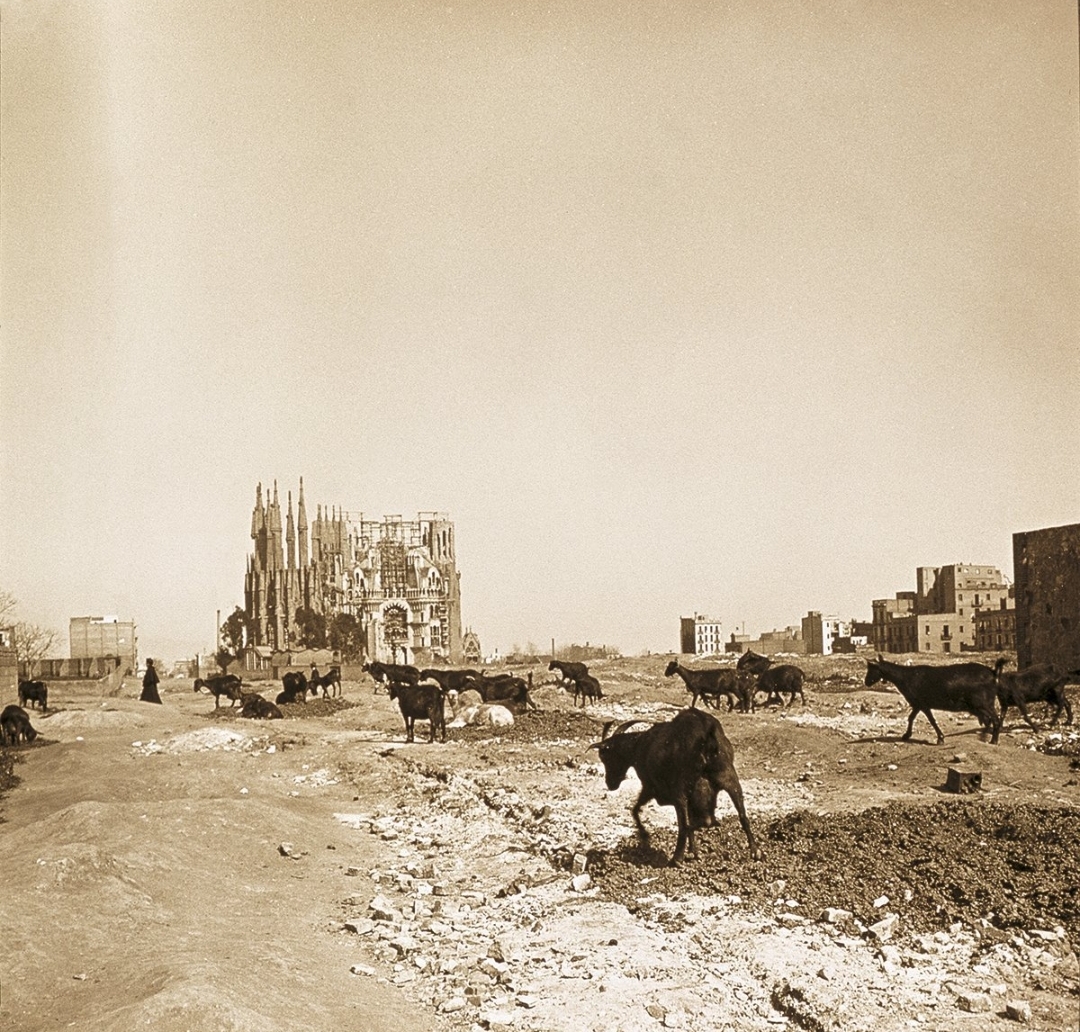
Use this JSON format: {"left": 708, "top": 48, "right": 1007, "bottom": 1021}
{"left": 590, "top": 801, "right": 1080, "bottom": 942}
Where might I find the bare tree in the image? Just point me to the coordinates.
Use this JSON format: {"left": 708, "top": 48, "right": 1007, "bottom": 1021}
{"left": 13, "top": 621, "right": 57, "bottom": 678}
{"left": 0, "top": 590, "right": 16, "bottom": 627}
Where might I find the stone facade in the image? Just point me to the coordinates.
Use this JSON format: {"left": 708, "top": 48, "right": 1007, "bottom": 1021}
{"left": 1013, "top": 522, "right": 1080, "bottom": 671}
{"left": 244, "top": 480, "right": 463, "bottom": 665}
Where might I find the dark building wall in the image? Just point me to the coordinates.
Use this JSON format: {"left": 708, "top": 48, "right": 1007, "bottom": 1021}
{"left": 1013, "top": 522, "right": 1080, "bottom": 671}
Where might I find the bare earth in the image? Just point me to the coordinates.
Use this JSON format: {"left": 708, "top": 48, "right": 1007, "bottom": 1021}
{"left": 2, "top": 654, "right": 1078, "bottom": 1032}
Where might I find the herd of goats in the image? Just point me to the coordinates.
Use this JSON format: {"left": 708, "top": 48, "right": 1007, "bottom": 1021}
{"left": 2, "top": 652, "right": 1077, "bottom": 866}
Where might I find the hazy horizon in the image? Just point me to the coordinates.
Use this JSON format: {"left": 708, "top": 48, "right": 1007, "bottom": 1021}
{"left": 3, "top": 1, "right": 1078, "bottom": 663}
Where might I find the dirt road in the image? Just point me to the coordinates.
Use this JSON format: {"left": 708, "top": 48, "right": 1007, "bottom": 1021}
{"left": 2, "top": 655, "right": 1078, "bottom": 1031}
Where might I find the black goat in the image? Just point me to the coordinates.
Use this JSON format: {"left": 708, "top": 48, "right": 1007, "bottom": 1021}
{"left": 364, "top": 661, "right": 421, "bottom": 693}
{"left": 467, "top": 674, "right": 534, "bottom": 712}
{"left": 238, "top": 693, "right": 283, "bottom": 720}
{"left": 994, "top": 660, "right": 1074, "bottom": 731}
{"left": 664, "top": 660, "right": 746, "bottom": 711}
{"left": 388, "top": 682, "right": 446, "bottom": 743}
{"left": 276, "top": 671, "right": 309, "bottom": 705}
{"left": 590, "top": 708, "right": 760, "bottom": 865}
{"left": 18, "top": 679, "right": 48, "bottom": 712}
{"left": 549, "top": 659, "right": 589, "bottom": 688}
{"left": 736, "top": 652, "right": 806, "bottom": 708}
{"left": 194, "top": 674, "right": 244, "bottom": 708}
{"left": 571, "top": 673, "right": 603, "bottom": 707}
{"left": 865, "top": 655, "right": 1002, "bottom": 745}
{"left": 1, "top": 704, "right": 37, "bottom": 745}
{"left": 419, "top": 668, "right": 481, "bottom": 693}
{"left": 310, "top": 665, "right": 342, "bottom": 699}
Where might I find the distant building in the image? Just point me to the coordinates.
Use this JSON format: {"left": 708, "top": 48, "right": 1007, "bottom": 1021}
{"left": 802, "top": 611, "right": 851, "bottom": 655}
{"left": 245, "top": 480, "right": 463, "bottom": 666}
{"left": 1014, "top": 522, "right": 1080, "bottom": 671}
{"left": 872, "top": 593, "right": 917, "bottom": 653}
{"left": 727, "top": 626, "right": 804, "bottom": 656}
{"left": 975, "top": 598, "right": 1015, "bottom": 652}
{"left": 680, "top": 614, "right": 723, "bottom": 655}
{"left": 462, "top": 628, "right": 482, "bottom": 665}
{"left": 872, "top": 564, "right": 1009, "bottom": 654}
{"left": 70, "top": 616, "right": 138, "bottom": 674}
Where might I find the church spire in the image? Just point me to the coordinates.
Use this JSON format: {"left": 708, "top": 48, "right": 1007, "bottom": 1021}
{"left": 286, "top": 490, "right": 296, "bottom": 570}
{"left": 298, "top": 477, "right": 309, "bottom": 568}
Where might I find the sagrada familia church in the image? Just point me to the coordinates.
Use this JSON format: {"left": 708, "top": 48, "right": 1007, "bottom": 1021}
{"left": 244, "top": 480, "right": 465, "bottom": 664}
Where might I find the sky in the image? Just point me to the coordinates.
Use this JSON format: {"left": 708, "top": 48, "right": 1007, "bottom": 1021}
{"left": 2, "top": 0, "right": 1078, "bottom": 663}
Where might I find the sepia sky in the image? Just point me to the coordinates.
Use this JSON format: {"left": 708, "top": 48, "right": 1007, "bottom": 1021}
{"left": 2, "top": 0, "right": 1078, "bottom": 662}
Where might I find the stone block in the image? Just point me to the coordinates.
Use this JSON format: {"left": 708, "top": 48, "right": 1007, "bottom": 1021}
{"left": 946, "top": 768, "right": 982, "bottom": 794}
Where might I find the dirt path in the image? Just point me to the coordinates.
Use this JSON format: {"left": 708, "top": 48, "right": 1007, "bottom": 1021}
{"left": 2, "top": 658, "right": 1078, "bottom": 1032}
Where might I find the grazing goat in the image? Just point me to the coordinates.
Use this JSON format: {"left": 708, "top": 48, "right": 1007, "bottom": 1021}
{"left": 1, "top": 704, "right": 38, "bottom": 745}
{"left": 571, "top": 673, "right": 604, "bottom": 707}
{"left": 458, "top": 673, "right": 534, "bottom": 712}
{"left": 194, "top": 674, "right": 244, "bottom": 708}
{"left": 310, "top": 665, "right": 342, "bottom": 699}
{"left": 865, "top": 655, "right": 1002, "bottom": 745}
{"left": 420, "top": 668, "right": 481, "bottom": 693}
{"left": 388, "top": 682, "right": 446, "bottom": 743}
{"left": 238, "top": 693, "right": 283, "bottom": 720}
{"left": 548, "top": 659, "right": 589, "bottom": 688}
{"left": 664, "top": 661, "right": 746, "bottom": 712}
{"left": 18, "top": 679, "right": 48, "bottom": 712}
{"left": 994, "top": 660, "right": 1074, "bottom": 730}
{"left": 736, "top": 652, "right": 806, "bottom": 708}
{"left": 276, "top": 671, "right": 309, "bottom": 705}
{"left": 363, "top": 661, "right": 421, "bottom": 693}
{"left": 590, "top": 708, "right": 760, "bottom": 865}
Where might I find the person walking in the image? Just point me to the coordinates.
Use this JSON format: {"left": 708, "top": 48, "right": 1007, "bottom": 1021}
{"left": 140, "top": 657, "right": 162, "bottom": 704}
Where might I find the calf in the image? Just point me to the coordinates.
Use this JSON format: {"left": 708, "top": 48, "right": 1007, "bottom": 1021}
{"left": 994, "top": 661, "right": 1074, "bottom": 731}
{"left": 1, "top": 704, "right": 38, "bottom": 745}
{"left": 590, "top": 707, "right": 760, "bottom": 865}
{"left": 18, "top": 679, "right": 48, "bottom": 712}
{"left": 388, "top": 682, "right": 446, "bottom": 743}
{"left": 194, "top": 674, "right": 244, "bottom": 708}
{"left": 865, "top": 655, "right": 1002, "bottom": 745}
{"left": 310, "top": 665, "right": 342, "bottom": 699}
{"left": 664, "top": 661, "right": 747, "bottom": 712}
{"left": 571, "top": 673, "right": 604, "bottom": 707}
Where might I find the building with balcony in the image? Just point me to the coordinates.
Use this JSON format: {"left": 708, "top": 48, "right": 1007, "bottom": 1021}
{"left": 680, "top": 614, "right": 723, "bottom": 656}
{"left": 873, "top": 564, "right": 1009, "bottom": 654}
{"left": 975, "top": 598, "right": 1016, "bottom": 652}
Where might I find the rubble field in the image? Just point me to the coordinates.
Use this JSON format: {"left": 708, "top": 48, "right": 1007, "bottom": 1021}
{"left": 1, "top": 655, "right": 1078, "bottom": 1032}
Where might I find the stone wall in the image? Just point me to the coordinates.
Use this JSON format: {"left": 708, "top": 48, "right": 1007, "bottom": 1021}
{"left": 1013, "top": 522, "right": 1080, "bottom": 671}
